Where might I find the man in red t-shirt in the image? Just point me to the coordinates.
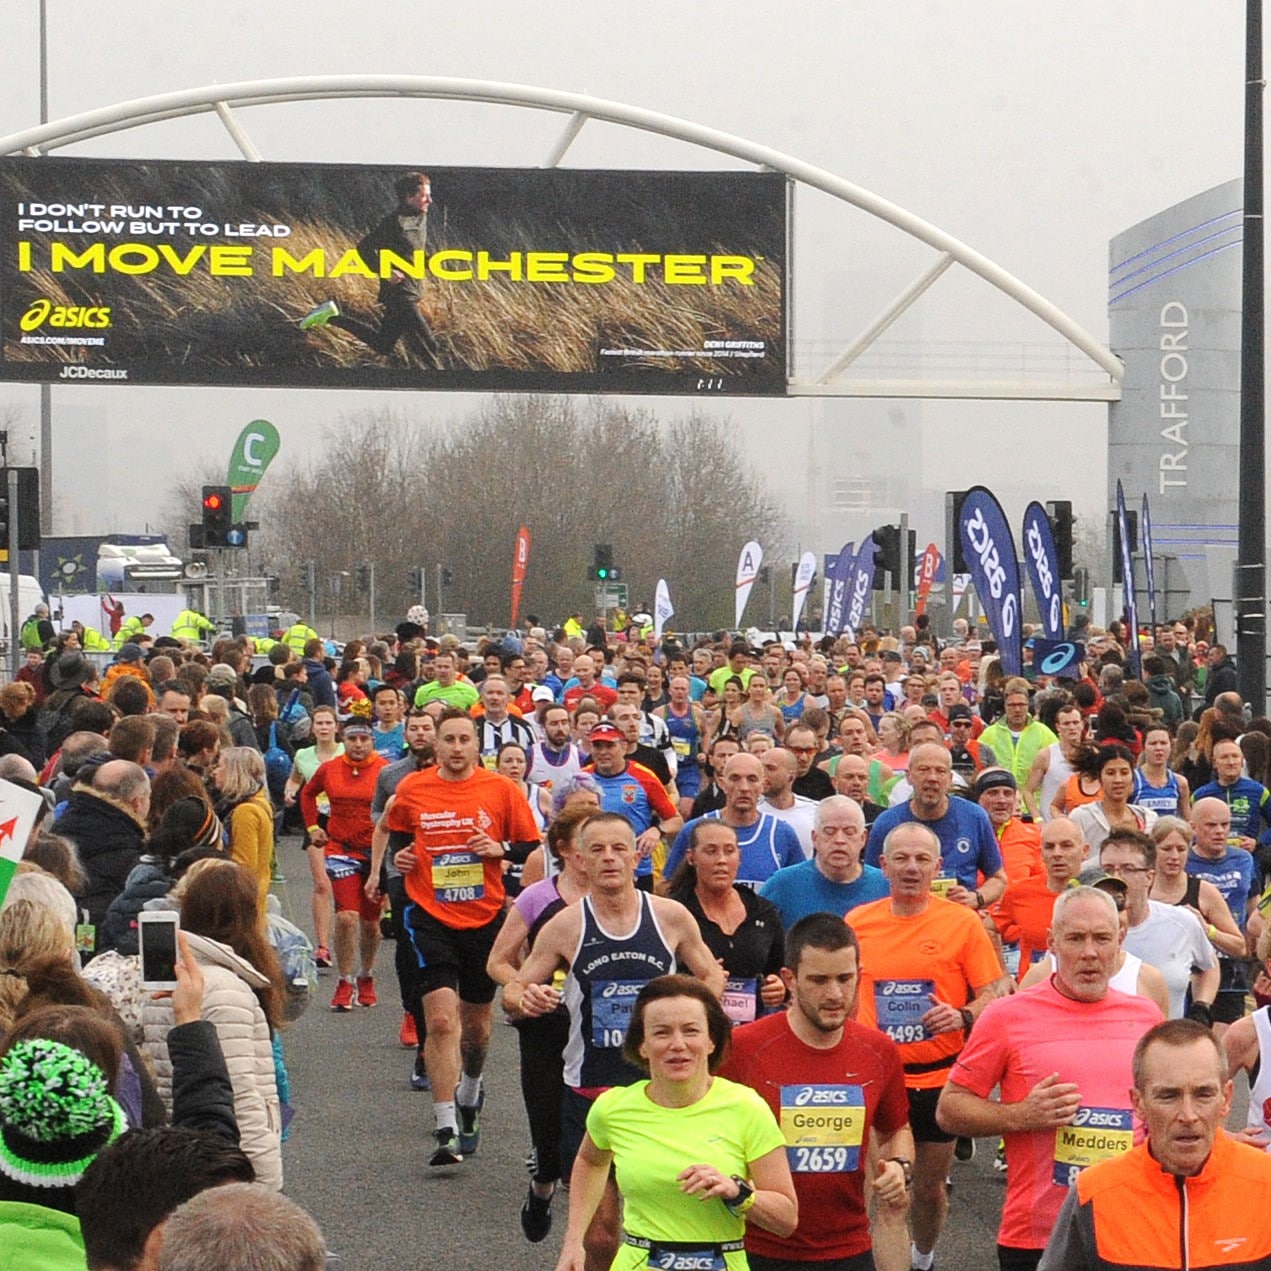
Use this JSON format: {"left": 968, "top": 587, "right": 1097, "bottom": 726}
{"left": 300, "top": 717, "right": 388, "bottom": 1012}
{"left": 721, "top": 912, "right": 913, "bottom": 1271}
{"left": 562, "top": 653, "right": 617, "bottom": 713}
{"left": 937, "top": 886, "right": 1162, "bottom": 1271}
{"left": 373, "top": 709, "right": 541, "bottom": 1167}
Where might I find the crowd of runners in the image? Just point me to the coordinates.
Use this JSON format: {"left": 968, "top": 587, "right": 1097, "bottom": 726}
{"left": 4, "top": 601, "right": 1271, "bottom": 1269}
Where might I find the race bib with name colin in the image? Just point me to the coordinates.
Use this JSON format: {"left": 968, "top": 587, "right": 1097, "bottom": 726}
{"left": 873, "top": 979, "right": 934, "bottom": 1044}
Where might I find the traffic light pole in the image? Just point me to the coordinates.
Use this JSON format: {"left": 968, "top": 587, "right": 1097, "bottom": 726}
{"left": 368, "top": 563, "right": 377, "bottom": 634}
{"left": 8, "top": 468, "right": 19, "bottom": 680}
{"left": 435, "top": 563, "right": 444, "bottom": 618}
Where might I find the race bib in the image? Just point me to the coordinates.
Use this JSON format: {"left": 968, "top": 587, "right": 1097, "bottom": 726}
{"left": 646, "top": 1249, "right": 725, "bottom": 1271}
{"left": 779, "top": 1084, "right": 865, "bottom": 1172}
{"left": 930, "top": 876, "right": 956, "bottom": 900}
{"left": 591, "top": 979, "right": 644, "bottom": 1047}
{"left": 481, "top": 753, "right": 499, "bottom": 771}
{"left": 873, "top": 979, "right": 934, "bottom": 1044}
{"left": 1002, "top": 943, "right": 1021, "bottom": 979}
{"left": 721, "top": 977, "right": 758, "bottom": 1024}
{"left": 430, "top": 850, "right": 485, "bottom": 904}
{"left": 671, "top": 737, "right": 691, "bottom": 757}
{"left": 1053, "top": 1106, "right": 1133, "bottom": 1187}
{"left": 325, "top": 853, "right": 366, "bottom": 881}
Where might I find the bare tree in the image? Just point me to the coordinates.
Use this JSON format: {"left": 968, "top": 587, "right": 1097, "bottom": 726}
{"left": 168, "top": 397, "right": 788, "bottom": 632}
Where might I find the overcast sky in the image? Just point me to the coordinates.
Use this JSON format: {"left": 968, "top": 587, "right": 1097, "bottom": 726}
{"left": 0, "top": 2, "right": 1251, "bottom": 557}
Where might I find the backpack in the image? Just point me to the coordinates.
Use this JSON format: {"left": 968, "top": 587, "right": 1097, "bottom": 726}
{"left": 263, "top": 721, "right": 292, "bottom": 801}
{"left": 278, "top": 688, "right": 311, "bottom": 743}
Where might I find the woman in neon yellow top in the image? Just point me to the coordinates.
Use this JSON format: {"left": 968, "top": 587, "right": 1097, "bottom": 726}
{"left": 555, "top": 975, "right": 796, "bottom": 1271}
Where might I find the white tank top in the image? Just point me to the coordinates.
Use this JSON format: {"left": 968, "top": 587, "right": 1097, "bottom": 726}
{"left": 1044, "top": 950, "right": 1142, "bottom": 996}
{"left": 1039, "top": 742, "right": 1073, "bottom": 821}
{"left": 1248, "top": 1007, "right": 1271, "bottom": 1137}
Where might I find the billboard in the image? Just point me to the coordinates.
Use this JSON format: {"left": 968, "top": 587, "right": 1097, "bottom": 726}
{"left": 1107, "top": 179, "right": 1242, "bottom": 613}
{"left": 0, "top": 157, "right": 788, "bottom": 396}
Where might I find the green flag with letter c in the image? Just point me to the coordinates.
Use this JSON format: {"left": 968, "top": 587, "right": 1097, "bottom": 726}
{"left": 227, "top": 419, "right": 281, "bottom": 522}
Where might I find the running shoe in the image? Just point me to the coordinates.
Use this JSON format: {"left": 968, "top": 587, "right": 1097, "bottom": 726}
{"left": 410, "top": 1055, "right": 431, "bottom": 1092}
{"left": 330, "top": 979, "right": 355, "bottom": 1012}
{"left": 355, "top": 975, "right": 377, "bottom": 1008}
{"left": 314, "top": 946, "right": 331, "bottom": 970}
{"left": 399, "top": 1012, "right": 418, "bottom": 1047}
{"left": 994, "top": 1140, "right": 1008, "bottom": 1173}
{"left": 520, "top": 1181, "right": 555, "bottom": 1243}
{"left": 300, "top": 300, "right": 339, "bottom": 330}
{"left": 429, "top": 1129, "right": 463, "bottom": 1167}
{"left": 954, "top": 1135, "right": 976, "bottom": 1162}
{"left": 457, "top": 1088, "right": 484, "bottom": 1155}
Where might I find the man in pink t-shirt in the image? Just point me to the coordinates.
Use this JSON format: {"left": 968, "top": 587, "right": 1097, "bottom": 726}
{"left": 936, "top": 885, "right": 1163, "bottom": 1271}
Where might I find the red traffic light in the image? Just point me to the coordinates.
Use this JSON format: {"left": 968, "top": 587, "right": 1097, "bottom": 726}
{"left": 203, "top": 492, "right": 224, "bottom": 511}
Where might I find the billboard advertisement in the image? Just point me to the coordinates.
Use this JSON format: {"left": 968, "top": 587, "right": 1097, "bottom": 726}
{"left": 0, "top": 157, "right": 788, "bottom": 396}
{"left": 1107, "top": 179, "right": 1242, "bottom": 612}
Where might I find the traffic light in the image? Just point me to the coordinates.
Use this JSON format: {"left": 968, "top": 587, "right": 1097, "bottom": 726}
{"left": 871, "top": 525, "right": 901, "bottom": 590}
{"left": 0, "top": 469, "right": 39, "bottom": 550}
{"left": 410, "top": 566, "right": 425, "bottom": 592}
{"left": 303, "top": 562, "right": 317, "bottom": 594}
{"left": 1046, "top": 500, "right": 1075, "bottom": 578}
{"left": 1073, "top": 566, "right": 1091, "bottom": 608}
{"left": 946, "top": 490, "right": 970, "bottom": 573}
{"left": 201, "top": 485, "right": 233, "bottom": 548}
{"left": 0, "top": 485, "right": 8, "bottom": 547}
{"left": 590, "top": 544, "right": 622, "bottom": 582}
{"left": 440, "top": 565, "right": 455, "bottom": 587}
{"left": 1111, "top": 509, "right": 1139, "bottom": 585}
{"left": 355, "top": 564, "right": 370, "bottom": 593}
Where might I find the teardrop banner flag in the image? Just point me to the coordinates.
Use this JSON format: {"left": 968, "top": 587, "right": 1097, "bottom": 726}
{"left": 791, "top": 551, "right": 817, "bottom": 631}
{"left": 0, "top": 778, "right": 48, "bottom": 907}
{"left": 824, "top": 541, "right": 855, "bottom": 635}
{"left": 510, "top": 525, "right": 531, "bottom": 628}
{"left": 227, "top": 419, "right": 281, "bottom": 523}
{"left": 1021, "top": 502, "right": 1064, "bottom": 640}
{"left": 1141, "top": 493, "right": 1158, "bottom": 634}
{"left": 654, "top": 579, "right": 674, "bottom": 641}
{"left": 958, "top": 486, "right": 1023, "bottom": 675}
{"left": 734, "top": 541, "right": 763, "bottom": 628}
{"left": 1116, "top": 480, "right": 1141, "bottom": 674}
{"left": 843, "top": 537, "right": 877, "bottom": 640}
{"left": 914, "top": 542, "right": 940, "bottom": 617}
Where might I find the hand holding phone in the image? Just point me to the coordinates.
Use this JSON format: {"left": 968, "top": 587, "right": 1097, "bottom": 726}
{"left": 169, "top": 932, "right": 205, "bottom": 1025}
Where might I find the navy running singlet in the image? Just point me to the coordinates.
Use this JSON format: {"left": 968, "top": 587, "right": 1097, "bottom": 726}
{"left": 562, "top": 892, "right": 677, "bottom": 1090}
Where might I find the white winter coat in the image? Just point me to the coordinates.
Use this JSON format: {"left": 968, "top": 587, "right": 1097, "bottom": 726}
{"left": 141, "top": 931, "right": 282, "bottom": 1189}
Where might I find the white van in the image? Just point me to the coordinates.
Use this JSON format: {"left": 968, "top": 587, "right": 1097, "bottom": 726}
{"left": 0, "top": 574, "right": 48, "bottom": 643}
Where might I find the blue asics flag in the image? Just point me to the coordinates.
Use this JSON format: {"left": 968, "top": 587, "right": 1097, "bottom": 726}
{"left": 959, "top": 486, "right": 1023, "bottom": 675}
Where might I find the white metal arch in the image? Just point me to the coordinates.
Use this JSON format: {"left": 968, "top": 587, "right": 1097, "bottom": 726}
{"left": 0, "top": 75, "right": 1122, "bottom": 401}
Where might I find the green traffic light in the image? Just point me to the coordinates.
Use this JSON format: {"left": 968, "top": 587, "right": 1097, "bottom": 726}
{"left": 598, "top": 567, "right": 609, "bottom": 579}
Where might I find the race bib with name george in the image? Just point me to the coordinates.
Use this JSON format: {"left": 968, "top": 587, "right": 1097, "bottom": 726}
{"left": 779, "top": 1084, "right": 866, "bottom": 1172}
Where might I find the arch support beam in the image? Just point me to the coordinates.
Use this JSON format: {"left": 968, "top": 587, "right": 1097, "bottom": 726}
{"left": 0, "top": 75, "right": 1123, "bottom": 394}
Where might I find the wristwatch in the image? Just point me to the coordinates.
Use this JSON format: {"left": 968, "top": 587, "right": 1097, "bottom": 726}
{"left": 959, "top": 1007, "right": 975, "bottom": 1033}
{"left": 888, "top": 1158, "right": 914, "bottom": 1189}
{"left": 724, "top": 1175, "right": 756, "bottom": 1215}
